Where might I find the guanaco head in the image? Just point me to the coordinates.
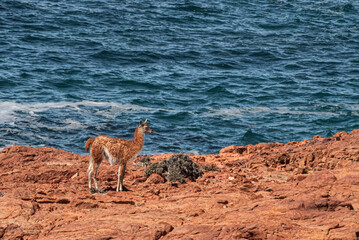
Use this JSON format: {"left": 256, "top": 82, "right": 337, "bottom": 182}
{"left": 139, "top": 119, "right": 153, "bottom": 134}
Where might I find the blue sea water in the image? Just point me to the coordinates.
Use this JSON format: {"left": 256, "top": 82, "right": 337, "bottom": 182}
{"left": 1, "top": 0, "right": 359, "bottom": 155}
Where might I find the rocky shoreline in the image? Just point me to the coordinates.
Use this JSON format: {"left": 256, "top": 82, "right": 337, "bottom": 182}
{"left": 1, "top": 130, "right": 359, "bottom": 239}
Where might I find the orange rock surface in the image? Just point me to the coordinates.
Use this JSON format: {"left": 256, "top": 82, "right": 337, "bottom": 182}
{"left": 1, "top": 130, "right": 359, "bottom": 239}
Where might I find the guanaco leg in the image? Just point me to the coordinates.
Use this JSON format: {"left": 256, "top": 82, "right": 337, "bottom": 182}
{"left": 117, "top": 162, "right": 127, "bottom": 192}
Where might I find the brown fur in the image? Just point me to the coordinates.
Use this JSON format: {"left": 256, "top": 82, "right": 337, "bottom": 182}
{"left": 86, "top": 120, "right": 153, "bottom": 192}
{"left": 85, "top": 137, "right": 96, "bottom": 152}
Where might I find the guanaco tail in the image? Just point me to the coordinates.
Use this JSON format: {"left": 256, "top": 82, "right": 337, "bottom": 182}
{"left": 85, "top": 119, "right": 153, "bottom": 192}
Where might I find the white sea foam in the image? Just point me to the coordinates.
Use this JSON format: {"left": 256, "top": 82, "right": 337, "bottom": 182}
{"left": 0, "top": 102, "right": 32, "bottom": 124}
{"left": 0, "top": 101, "right": 341, "bottom": 127}
{"left": 0, "top": 100, "right": 186, "bottom": 125}
{"left": 202, "top": 107, "right": 244, "bottom": 117}
{"left": 34, "top": 119, "right": 87, "bottom": 131}
{"left": 0, "top": 100, "right": 149, "bottom": 115}
{"left": 62, "top": 119, "right": 86, "bottom": 130}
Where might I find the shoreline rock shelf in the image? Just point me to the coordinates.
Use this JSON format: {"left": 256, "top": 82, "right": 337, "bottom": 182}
{"left": 1, "top": 130, "right": 359, "bottom": 239}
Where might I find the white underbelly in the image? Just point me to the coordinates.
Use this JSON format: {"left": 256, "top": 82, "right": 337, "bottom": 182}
{"left": 103, "top": 147, "right": 119, "bottom": 166}
{"left": 103, "top": 147, "right": 142, "bottom": 165}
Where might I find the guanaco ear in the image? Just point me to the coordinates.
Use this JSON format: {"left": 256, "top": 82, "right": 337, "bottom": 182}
{"left": 144, "top": 119, "right": 147, "bottom": 124}
{"left": 139, "top": 120, "right": 143, "bottom": 125}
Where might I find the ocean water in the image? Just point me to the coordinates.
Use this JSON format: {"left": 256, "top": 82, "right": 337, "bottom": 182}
{"left": 1, "top": 0, "right": 359, "bottom": 155}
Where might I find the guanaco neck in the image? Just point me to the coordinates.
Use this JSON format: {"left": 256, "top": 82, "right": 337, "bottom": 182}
{"left": 131, "top": 126, "right": 145, "bottom": 152}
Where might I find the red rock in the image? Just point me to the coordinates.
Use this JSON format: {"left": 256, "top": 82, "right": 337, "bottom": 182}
{"left": 298, "top": 170, "right": 337, "bottom": 189}
{"left": 0, "top": 130, "right": 359, "bottom": 239}
{"left": 146, "top": 173, "right": 165, "bottom": 184}
{"left": 349, "top": 128, "right": 359, "bottom": 136}
{"left": 312, "top": 135, "right": 323, "bottom": 140}
{"left": 333, "top": 131, "right": 348, "bottom": 140}
{"left": 219, "top": 145, "right": 246, "bottom": 154}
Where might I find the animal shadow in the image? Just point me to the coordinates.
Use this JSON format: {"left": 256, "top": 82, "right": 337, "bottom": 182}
{"left": 104, "top": 186, "right": 130, "bottom": 192}
{"left": 90, "top": 186, "right": 130, "bottom": 194}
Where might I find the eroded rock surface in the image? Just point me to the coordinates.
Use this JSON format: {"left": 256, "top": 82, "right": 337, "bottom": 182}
{"left": 1, "top": 130, "right": 359, "bottom": 239}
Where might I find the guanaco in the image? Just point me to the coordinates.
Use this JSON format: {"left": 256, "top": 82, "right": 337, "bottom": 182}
{"left": 85, "top": 119, "right": 153, "bottom": 192}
